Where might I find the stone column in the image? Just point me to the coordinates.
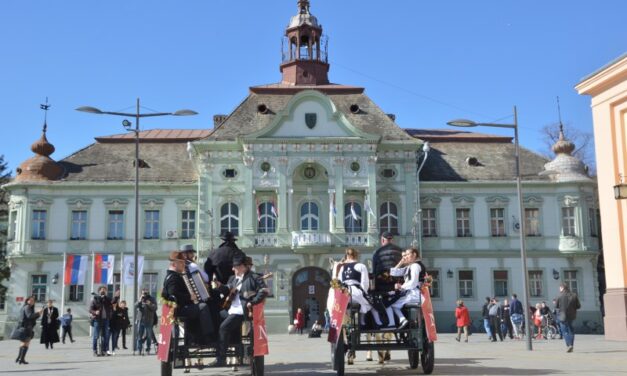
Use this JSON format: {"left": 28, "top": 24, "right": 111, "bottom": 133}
{"left": 334, "top": 157, "right": 345, "bottom": 232}
{"left": 277, "top": 157, "right": 289, "bottom": 233}
{"left": 367, "top": 155, "right": 379, "bottom": 233}
{"left": 242, "top": 162, "right": 255, "bottom": 236}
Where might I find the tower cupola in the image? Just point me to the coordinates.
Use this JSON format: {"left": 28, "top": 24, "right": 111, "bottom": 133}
{"left": 280, "top": 0, "right": 330, "bottom": 85}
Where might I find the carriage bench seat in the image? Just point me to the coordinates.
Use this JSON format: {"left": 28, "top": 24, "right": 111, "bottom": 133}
{"left": 349, "top": 303, "right": 362, "bottom": 312}
{"left": 403, "top": 303, "right": 421, "bottom": 309}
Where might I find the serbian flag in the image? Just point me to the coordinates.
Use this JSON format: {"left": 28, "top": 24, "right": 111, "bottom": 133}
{"left": 256, "top": 198, "right": 261, "bottom": 222}
{"left": 253, "top": 302, "right": 269, "bottom": 356}
{"left": 64, "top": 254, "right": 88, "bottom": 285}
{"left": 93, "top": 254, "right": 115, "bottom": 285}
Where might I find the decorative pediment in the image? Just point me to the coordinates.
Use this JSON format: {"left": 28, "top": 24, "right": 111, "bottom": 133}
{"left": 219, "top": 186, "right": 243, "bottom": 196}
{"left": 175, "top": 198, "right": 198, "bottom": 208}
{"left": 523, "top": 195, "right": 544, "bottom": 205}
{"left": 560, "top": 195, "right": 580, "bottom": 207}
{"left": 451, "top": 195, "right": 475, "bottom": 205}
{"left": 420, "top": 195, "right": 442, "bottom": 205}
{"left": 28, "top": 197, "right": 53, "bottom": 207}
{"left": 66, "top": 198, "right": 93, "bottom": 208}
{"left": 140, "top": 198, "right": 165, "bottom": 208}
{"left": 103, "top": 198, "right": 129, "bottom": 207}
{"left": 485, "top": 195, "right": 509, "bottom": 205}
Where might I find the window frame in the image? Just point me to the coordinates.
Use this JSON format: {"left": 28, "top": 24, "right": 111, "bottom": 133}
{"left": 524, "top": 207, "right": 541, "bottom": 237}
{"left": 220, "top": 202, "right": 240, "bottom": 236}
{"left": 562, "top": 269, "right": 581, "bottom": 296}
{"left": 69, "top": 284, "right": 85, "bottom": 302}
{"left": 379, "top": 201, "right": 399, "bottom": 235}
{"left": 257, "top": 201, "right": 277, "bottom": 234}
{"left": 344, "top": 202, "right": 363, "bottom": 233}
{"left": 422, "top": 207, "right": 438, "bottom": 237}
{"left": 107, "top": 210, "right": 125, "bottom": 240}
{"left": 31, "top": 273, "right": 48, "bottom": 303}
{"left": 561, "top": 206, "right": 577, "bottom": 237}
{"left": 455, "top": 208, "right": 472, "bottom": 237}
{"left": 300, "top": 201, "right": 320, "bottom": 231}
{"left": 180, "top": 209, "right": 196, "bottom": 239}
{"left": 489, "top": 207, "right": 507, "bottom": 237}
{"left": 144, "top": 209, "right": 161, "bottom": 239}
{"left": 457, "top": 269, "right": 475, "bottom": 299}
{"left": 528, "top": 270, "right": 544, "bottom": 298}
{"left": 31, "top": 209, "right": 47, "bottom": 240}
{"left": 492, "top": 269, "right": 509, "bottom": 297}
{"left": 142, "top": 272, "right": 159, "bottom": 298}
{"left": 70, "top": 209, "right": 88, "bottom": 240}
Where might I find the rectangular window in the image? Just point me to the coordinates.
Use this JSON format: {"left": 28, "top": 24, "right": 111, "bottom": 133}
{"left": 456, "top": 208, "right": 472, "bottom": 237}
{"left": 31, "top": 209, "right": 47, "bottom": 240}
{"left": 181, "top": 210, "right": 196, "bottom": 239}
{"left": 564, "top": 270, "right": 579, "bottom": 295}
{"left": 422, "top": 208, "right": 438, "bottom": 237}
{"left": 108, "top": 210, "right": 124, "bottom": 240}
{"left": 31, "top": 274, "right": 47, "bottom": 302}
{"left": 0, "top": 291, "right": 5, "bottom": 310}
{"left": 428, "top": 270, "right": 440, "bottom": 298}
{"left": 525, "top": 208, "right": 541, "bottom": 236}
{"left": 144, "top": 210, "right": 160, "bottom": 239}
{"left": 493, "top": 270, "right": 508, "bottom": 297}
{"left": 142, "top": 272, "right": 159, "bottom": 298}
{"left": 528, "top": 270, "right": 543, "bottom": 297}
{"left": 69, "top": 285, "right": 84, "bottom": 302}
{"left": 9, "top": 210, "right": 17, "bottom": 240}
{"left": 107, "top": 273, "right": 122, "bottom": 296}
{"left": 562, "top": 207, "right": 576, "bottom": 236}
{"left": 71, "top": 210, "right": 88, "bottom": 240}
{"left": 490, "top": 208, "right": 506, "bottom": 237}
{"left": 589, "top": 208, "right": 598, "bottom": 237}
{"left": 458, "top": 270, "right": 474, "bottom": 298}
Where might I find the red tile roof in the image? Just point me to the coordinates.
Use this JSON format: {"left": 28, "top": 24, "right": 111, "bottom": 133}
{"left": 95, "top": 129, "right": 211, "bottom": 143}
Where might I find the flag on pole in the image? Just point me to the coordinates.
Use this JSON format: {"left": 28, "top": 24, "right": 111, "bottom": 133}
{"left": 270, "top": 200, "right": 278, "bottom": 218}
{"left": 123, "top": 255, "right": 144, "bottom": 285}
{"left": 330, "top": 192, "right": 337, "bottom": 216}
{"left": 364, "top": 197, "right": 376, "bottom": 219}
{"left": 350, "top": 202, "right": 360, "bottom": 221}
{"left": 93, "top": 254, "right": 115, "bottom": 285}
{"left": 256, "top": 198, "right": 261, "bottom": 222}
{"left": 64, "top": 254, "right": 88, "bottom": 285}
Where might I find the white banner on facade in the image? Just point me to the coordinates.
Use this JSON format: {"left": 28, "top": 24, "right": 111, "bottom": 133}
{"left": 123, "top": 255, "right": 144, "bottom": 286}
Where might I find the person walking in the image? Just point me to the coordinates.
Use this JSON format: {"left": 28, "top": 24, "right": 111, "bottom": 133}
{"left": 40, "top": 299, "right": 60, "bottom": 349}
{"left": 60, "top": 308, "right": 75, "bottom": 344}
{"left": 555, "top": 283, "right": 581, "bottom": 352}
{"left": 134, "top": 288, "right": 157, "bottom": 355}
{"left": 294, "top": 307, "right": 305, "bottom": 335}
{"left": 89, "top": 286, "right": 120, "bottom": 356}
{"left": 13, "top": 296, "right": 43, "bottom": 364}
{"left": 509, "top": 293, "right": 524, "bottom": 339}
{"left": 488, "top": 298, "right": 502, "bottom": 342}
{"left": 500, "top": 299, "right": 514, "bottom": 339}
{"left": 481, "top": 297, "right": 493, "bottom": 340}
{"left": 455, "top": 299, "right": 470, "bottom": 342}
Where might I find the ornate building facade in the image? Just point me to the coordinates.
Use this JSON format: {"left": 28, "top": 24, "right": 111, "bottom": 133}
{"left": 1, "top": 1, "right": 603, "bottom": 335}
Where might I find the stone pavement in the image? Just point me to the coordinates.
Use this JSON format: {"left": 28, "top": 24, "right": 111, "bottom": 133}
{"left": 1, "top": 333, "right": 627, "bottom": 375}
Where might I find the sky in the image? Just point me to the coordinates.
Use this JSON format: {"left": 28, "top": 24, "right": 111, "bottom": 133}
{"left": 1, "top": 0, "right": 625, "bottom": 174}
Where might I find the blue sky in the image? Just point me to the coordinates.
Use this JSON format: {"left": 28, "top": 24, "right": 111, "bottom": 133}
{"left": 1, "top": 0, "right": 625, "bottom": 173}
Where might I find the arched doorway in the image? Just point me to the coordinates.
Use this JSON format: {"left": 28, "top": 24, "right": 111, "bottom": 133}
{"left": 292, "top": 267, "right": 331, "bottom": 329}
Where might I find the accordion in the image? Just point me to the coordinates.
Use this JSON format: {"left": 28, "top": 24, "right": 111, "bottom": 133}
{"left": 182, "top": 269, "right": 211, "bottom": 304}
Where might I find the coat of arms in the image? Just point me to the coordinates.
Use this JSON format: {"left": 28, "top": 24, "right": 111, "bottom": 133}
{"left": 305, "top": 113, "right": 317, "bottom": 129}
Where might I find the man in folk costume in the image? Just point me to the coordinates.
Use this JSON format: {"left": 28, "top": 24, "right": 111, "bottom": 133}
{"left": 389, "top": 247, "right": 427, "bottom": 329}
{"left": 210, "top": 254, "right": 267, "bottom": 367}
{"left": 337, "top": 248, "right": 384, "bottom": 329}
{"left": 180, "top": 243, "right": 209, "bottom": 283}
{"left": 204, "top": 231, "right": 245, "bottom": 285}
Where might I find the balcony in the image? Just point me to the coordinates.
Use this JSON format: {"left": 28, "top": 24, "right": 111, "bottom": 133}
{"left": 344, "top": 233, "right": 370, "bottom": 246}
{"left": 292, "top": 231, "right": 332, "bottom": 248}
{"left": 254, "top": 234, "right": 281, "bottom": 248}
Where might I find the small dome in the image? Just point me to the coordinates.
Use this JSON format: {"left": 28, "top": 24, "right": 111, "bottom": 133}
{"left": 288, "top": 0, "right": 320, "bottom": 29}
{"left": 543, "top": 125, "right": 589, "bottom": 182}
{"left": 31, "top": 131, "right": 55, "bottom": 156}
{"left": 15, "top": 123, "right": 64, "bottom": 182}
{"left": 551, "top": 128, "right": 575, "bottom": 155}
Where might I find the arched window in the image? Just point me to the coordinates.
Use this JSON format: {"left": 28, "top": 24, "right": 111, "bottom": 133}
{"left": 379, "top": 202, "right": 398, "bottom": 235}
{"left": 258, "top": 201, "right": 277, "bottom": 233}
{"left": 220, "top": 203, "right": 239, "bottom": 236}
{"left": 300, "top": 201, "right": 319, "bottom": 231}
{"left": 344, "top": 202, "right": 363, "bottom": 233}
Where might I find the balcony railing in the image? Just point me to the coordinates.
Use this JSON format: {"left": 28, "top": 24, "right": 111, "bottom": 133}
{"left": 344, "top": 233, "right": 370, "bottom": 246}
{"left": 292, "top": 231, "right": 332, "bottom": 247}
{"left": 254, "top": 234, "right": 280, "bottom": 247}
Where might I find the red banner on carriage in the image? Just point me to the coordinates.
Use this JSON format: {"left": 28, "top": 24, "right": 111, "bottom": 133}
{"left": 253, "top": 302, "right": 269, "bottom": 356}
{"left": 420, "top": 285, "right": 438, "bottom": 342}
{"left": 327, "top": 288, "right": 350, "bottom": 344}
{"left": 157, "top": 304, "right": 174, "bottom": 362}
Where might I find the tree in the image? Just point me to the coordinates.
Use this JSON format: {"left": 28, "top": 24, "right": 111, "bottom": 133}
{"left": 540, "top": 122, "right": 596, "bottom": 176}
{"left": 0, "top": 154, "right": 11, "bottom": 308}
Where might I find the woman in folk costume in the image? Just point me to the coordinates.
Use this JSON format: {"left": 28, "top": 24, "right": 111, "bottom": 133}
{"left": 389, "top": 247, "right": 427, "bottom": 329}
{"left": 338, "top": 248, "right": 384, "bottom": 328}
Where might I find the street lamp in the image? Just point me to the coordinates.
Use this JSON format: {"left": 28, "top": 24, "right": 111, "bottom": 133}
{"left": 447, "top": 106, "right": 533, "bottom": 351}
{"left": 76, "top": 98, "right": 197, "bottom": 347}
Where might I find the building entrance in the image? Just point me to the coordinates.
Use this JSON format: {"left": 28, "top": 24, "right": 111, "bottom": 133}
{"left": 292, "top": 267, "right": 331, "bottom": 329}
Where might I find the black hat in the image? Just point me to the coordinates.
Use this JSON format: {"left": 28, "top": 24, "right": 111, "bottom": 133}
{"left": 220, "top": 231, "right": 237, "bottom": 241}
{"left": 381, "top": 231, "right": 394, "bottom": 239}
{"left": 179, "top": 244, "right": 196, "bottom": 253}
{"left": 232, "top": 255, "right": 246, "bottom": 267}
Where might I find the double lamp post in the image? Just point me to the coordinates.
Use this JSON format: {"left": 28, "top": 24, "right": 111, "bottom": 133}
{"left": 448, "top": 106, "right": 533, "bottom": 351}
{"left": 76, "top": 98, "right": 197, "bottom": 347}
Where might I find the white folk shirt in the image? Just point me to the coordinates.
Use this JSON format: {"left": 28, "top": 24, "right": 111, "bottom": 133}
{"left": 227, "top": 277, "right": 244, "bottom": 316}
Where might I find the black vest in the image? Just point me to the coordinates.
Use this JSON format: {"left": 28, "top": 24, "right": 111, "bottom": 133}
{"left": 406, "top": 261, "right": 427, "bottom": 284}
{"left": 341, "top": 262, "right": 362, "bottom": 282}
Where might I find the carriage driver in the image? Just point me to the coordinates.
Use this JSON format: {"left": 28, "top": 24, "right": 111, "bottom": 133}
{"left": 161, "top": 251, "right": 215, "bottom": 343}
{"left": 389, "top": 247, "right": 427, "bottom": 329}
{"left": 338, "top": 248, "right": 384, "bottom": 329}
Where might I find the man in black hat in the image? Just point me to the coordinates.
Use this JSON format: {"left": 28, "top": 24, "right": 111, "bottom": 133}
{"left": 180, "top": 244, "right": 209, "bottom": 283}
{"left": 162, "top": 251, "right": 215, "bottom": 344}
{"left": 210, "top": 255, "right": 268, "bottom": 367}
{"left": 204, "top": 231, "right": 245, "bottom": 285}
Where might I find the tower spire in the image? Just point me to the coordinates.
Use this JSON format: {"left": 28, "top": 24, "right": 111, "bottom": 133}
{"left": 40, "top": 97, "right": 51, "bottom": 133}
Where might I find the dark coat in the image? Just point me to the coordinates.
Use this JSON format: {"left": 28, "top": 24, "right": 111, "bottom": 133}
{"left": 111, "top": 306, "right": 131, "bottom": 330}
{"left": 40, "top": 306, "right": 60, "bottom": 344}
{"left": 89, "top": 294, "right": 119, "bottom": 321}
{"left": 371, "top": 243, "right": 403, "bottom": 292}
{"left": 218, "top": 270, "right": 268, "bottom": 318}
{"left": 135, "top": 294, "right": 157, "bottom": 326}
{"left": 555, "top": 290, "right": 581, "bottom": 322}
{"left": 17, "top": 304, "right": 41, "bottom": 341}
{"left": 204, "top": 241, "right": 245, "bottom": 284}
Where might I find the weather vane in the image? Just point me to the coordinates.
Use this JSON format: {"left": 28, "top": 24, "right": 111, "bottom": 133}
{"left": 40, "top": 97, "right": 51, "bottom": 133}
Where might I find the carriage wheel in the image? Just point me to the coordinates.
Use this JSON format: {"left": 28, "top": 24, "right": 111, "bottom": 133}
{"left": 408, "top": 349, "right": 419, "bottom": 369}
{"left": 331, "top": 330, "right": 345, "bottom": 376}
{"left": 251, "top": 355, "right": 264, "bottom": 376}
{"left": 420, "top": 339, "right": 434, "bottom": 374}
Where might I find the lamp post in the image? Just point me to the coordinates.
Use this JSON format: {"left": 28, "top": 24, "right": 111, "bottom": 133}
{"left": 76, "top": 98, "right": 197, "bottom": 348}
{"left": 447, "top": 106, "right": 533, "bottom": 351}
{"left": 413, "top": 142, "right": 431, "bottom": 250}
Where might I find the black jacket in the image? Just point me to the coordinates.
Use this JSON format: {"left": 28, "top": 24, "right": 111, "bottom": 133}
{"left": 162, "top": 269, "right": 193, "bottom": 306}
{"left": 217, "top": 270, "right": 268, "bottom": 317}
{"left": 482, "top": 302, "right": 490, "bottom": 319}
{"left": 41, "top": 306, "right": 59, "bottom": 329}
{"left": 20, "top": 304, "right": 41, "bottom": 331}
{"left": 204, "top": 241, "right": 245, "bottom": 284}
{"left": 89, "top": 294, "right": 119, "bottom": 321}
{"left": 111, "top": 306, "right": 131, "bottom": 330}
{"left": 555, "top": 290, "right": 581, "bottom": 322}
{"left": 372, "top": 243, "right": 403, "bottom": 292}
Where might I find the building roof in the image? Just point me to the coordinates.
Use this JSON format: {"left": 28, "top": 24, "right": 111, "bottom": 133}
{"left": 96, "top": 129, "right": 211, "bottom": 143}
{"left": 204, "top": 91, "right": 415, "bottom": 142}
{"left": 405, "top": 129, "right": 513, "bottom": 143}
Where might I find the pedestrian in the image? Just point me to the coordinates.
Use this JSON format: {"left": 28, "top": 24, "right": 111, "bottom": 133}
{"left": 488, "top": 298, "right": 503, "bottom": 341}
{"left": 481, "top": 297, "right": 493, "bottom": 340}
{"left": 552, "top": 298, "right": 563, "bottom": 339}
{"left": 12, "top": 296, "right": 43, "bottom": 365}
{"left": 509, "top": 293, "right": 524, "bottom": 338}
{"left": 455, "top": 299, "right": 470, "bottom": 342}
{"left": 500, "top": 299, "right": 514, "bottom": 339}
{"left": 294, "top": 307, "right": 305, "bottom": 335}
{"left": 555, "top": 283, "right": 581, "bottom": 352}
{"left": 40, "top": 299, "right": 60, "bottom": 349}
{"left": 89, "top": 286, "right": 120, "bottom": 356}
{"left": 323, "top": 308, "right": 330, "bottom": 332}
{"left": 60, "top": 308, "right": 75, "bottom": 344}
{"left": 533, "top": 303, "right": 544, "bottom": 339}
{"left": 112, "top": 300, "right": 131, "bottom": 350}
{"left": 134, "top": 288, "right": 157, "bottom": 355}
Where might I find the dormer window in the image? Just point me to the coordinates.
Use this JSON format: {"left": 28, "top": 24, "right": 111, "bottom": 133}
{"left": 223, "top": 168, "right": 237, "bottom": 179}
